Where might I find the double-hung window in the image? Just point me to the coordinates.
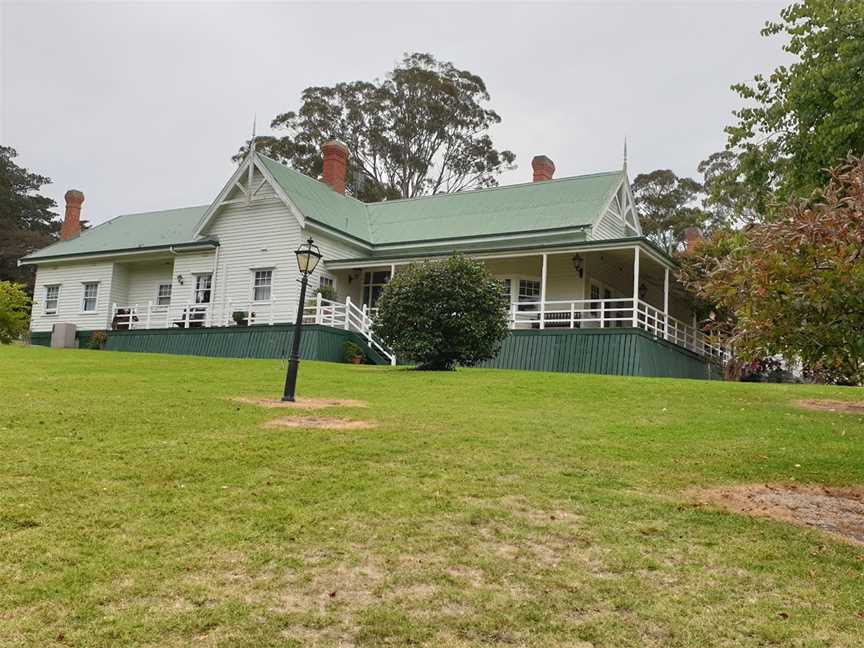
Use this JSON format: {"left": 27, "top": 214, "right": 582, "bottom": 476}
{"left": 252, "top": 269, "right": 273, "bottom": 302}
{"left": 518, "top": 279, "right": 541, "bottom": 311}
{"left": 44, "top": 285, "right": 60, "bottom": 315}
{"left": 319, "top": 275, "right": 334, "bottom": 290}
{"left": 156, "top": 283, "right": 172, "bottom": 306}
{"left": 81, "top": 282, "right": 99, "bottom": 313}
{"left": 194, "top": 274, "right": 212, "bottom": 304}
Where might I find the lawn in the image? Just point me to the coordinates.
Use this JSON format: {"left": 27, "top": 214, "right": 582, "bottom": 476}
{"left": 1, "top": 345, "right": 862, "bottom": 647}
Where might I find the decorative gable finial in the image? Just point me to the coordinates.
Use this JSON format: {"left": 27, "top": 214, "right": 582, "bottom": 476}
{"left": 623, "top": 136, "right": 628, "bottom": 172}
{"left": 249, "top": 115, "right": 257, "bottom": 157}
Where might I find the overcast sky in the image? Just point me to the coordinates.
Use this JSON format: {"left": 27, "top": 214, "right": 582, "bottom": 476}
{"left": 1, "top": 0, "right": 790, "bottom": 226}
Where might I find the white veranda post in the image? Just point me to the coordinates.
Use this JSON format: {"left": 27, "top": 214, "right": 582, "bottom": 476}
{"left": 539, "top": 253, "right": 548, "bottom": 329}
{"left": 663, "top": 267, "right": 670, "bottom": 340}
{"left": 632, "top": 246, "right": 640, "bottom": 327}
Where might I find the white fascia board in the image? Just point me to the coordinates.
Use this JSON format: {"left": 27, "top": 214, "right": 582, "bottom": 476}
{"left": 194, "top": 153, "right": 307, "bottom": 237}
{"left": 592, "top": 174, "right": 626, "bottom": 232}
{"left": 193, "top": 156, "right": 252, "bottom": 237}
{"left": 620, "top": 172, "right": 642, "bottom": 236}
{"left": 252, "top": 156, "right": 307, "bottom": 229}
{"left": 324, "top": 238, "right": 674, "bottom": 271}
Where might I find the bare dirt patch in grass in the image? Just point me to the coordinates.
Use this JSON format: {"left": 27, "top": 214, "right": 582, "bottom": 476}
{"left": 693, "top": 483, "right": 864, "bottom": 546}
{"left": 263, "top": 417, "right": 376, "bottom": 430}
{"left": 795, "top": 399, "right": 864, "bottom": 415}
{"left": 229, "top": 396, "right": 368, "bottom": 410}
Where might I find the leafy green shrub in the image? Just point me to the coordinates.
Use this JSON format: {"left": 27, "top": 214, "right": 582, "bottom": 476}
{"left": 342, "top": 340, "right": 365, "bottom": 364}
{"left": 317, "top": 283, "right": 339, "bottom": 302}
{"left": 89, "top": 330, "right": 109, "bottom": 350}
{"left": 374, "top": 254, "right": 509, "bottom": 370}
{"left": 0, "top": 281, "right": 31, "bottom": 344}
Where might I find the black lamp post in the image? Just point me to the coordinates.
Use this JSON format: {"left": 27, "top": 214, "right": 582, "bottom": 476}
{"left": 282, "top": 237, "right": 322, "bottom": 401}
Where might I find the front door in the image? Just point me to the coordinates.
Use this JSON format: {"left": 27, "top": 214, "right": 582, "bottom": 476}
{"left": 361, "top": 270, "right": 391, "bottom": 307}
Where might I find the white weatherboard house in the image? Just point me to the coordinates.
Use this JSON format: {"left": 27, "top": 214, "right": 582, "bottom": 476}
{"left": 21, "top": 141, "right": 724, "bottom": 376}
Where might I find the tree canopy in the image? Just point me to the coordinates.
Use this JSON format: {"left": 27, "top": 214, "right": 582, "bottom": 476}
{"left": 679, "top": 156, "right": 864, "bottom": 385}
{"left": 373, "top": 255, "right": 510, "bottom": 370}
{"left": 0, "top": 146, "right": 59, "bottom": 289}
{"left": 240, "top": 53, "right": 516, "bottom": 202}
{"left": 0, "top": 280, "right": 31, "bottom": 343}
{"left": 706, "top": 0, "right": 864, "bottom": 218}
{"left": 631, "top": 170, "right": 708, "bottom": 253}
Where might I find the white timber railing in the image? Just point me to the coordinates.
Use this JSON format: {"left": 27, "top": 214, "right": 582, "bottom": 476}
{"left": 222, "top": 300, "right": 277, "bottom": 327}
{"left": 110, "top": 295, "right": 725, "bottom": 364}
{"left": 508, "top": 297, "right": 727, "bottom": 362}
{"left": 303, "top": 295, "right": 397, "bottom": 366}
{"left": 111, "top": 302, "right": 212, "bottom": 329}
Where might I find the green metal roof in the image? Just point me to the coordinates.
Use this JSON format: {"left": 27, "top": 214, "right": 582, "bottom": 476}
{"left": 23, "top": 205, "right": 210, "bottom": 261}
{"left": 23, "top": 155, "right": 626, "bottom": 263}
{"left": 258, "top": 156, "right": 371, "bottom": 242}
{"left": 260, "top": 154, "right": 623, "bottom": 245}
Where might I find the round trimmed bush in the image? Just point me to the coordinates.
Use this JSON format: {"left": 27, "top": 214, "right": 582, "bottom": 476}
{"left": 373, "top": 255, "right": 509, "bottom": 370}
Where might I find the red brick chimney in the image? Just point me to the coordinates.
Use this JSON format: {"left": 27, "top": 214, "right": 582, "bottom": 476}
{"left": 684, "top": 227, "right": 704, "bottom": 253}
{"left": 532, "top": 155, "right": 555, "bottom": 182}
{"left": 61, "top": 190, "right": 85, "bottom": 240}
{"left": 321, "top": 140, "right": 349, "bottom": 194}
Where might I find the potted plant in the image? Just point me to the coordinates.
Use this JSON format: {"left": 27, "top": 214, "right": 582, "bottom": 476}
{"left": 343, "top": 341, "right": 365, "bottom": 365}
{"left": 89, "top": 330, "right": 109, "bottom": 350}
{"left": 232, "top": 310, "right": 248, "bottom": 327}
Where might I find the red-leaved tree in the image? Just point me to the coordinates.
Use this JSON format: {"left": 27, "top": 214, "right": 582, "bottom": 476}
{"left": 679, "top": 156, "right": 864, "bottom": 384}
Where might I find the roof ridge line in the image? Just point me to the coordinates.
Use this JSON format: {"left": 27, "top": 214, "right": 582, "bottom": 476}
{"left": 258, "top": 152, "right": 622, "bottom": 208}
{"left": 365, "top": 170, "right": 625, "bottom": 208}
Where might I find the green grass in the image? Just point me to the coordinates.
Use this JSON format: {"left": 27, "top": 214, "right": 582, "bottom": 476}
{"left": 1, "top": 345, "right": 863, "bottom": 647}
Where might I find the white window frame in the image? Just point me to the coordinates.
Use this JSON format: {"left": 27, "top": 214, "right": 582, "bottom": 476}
{"left": 251, "top": 268, "right": 273, "bottom": 303}
{"left": 44, "top": 284, "right": 60, "bottom": 316}
{"left": 494, "top": 274, "right": 541, "bottom": 304}
{"left": 81, "top": 282, "right": 99, "bottom": 313}
{"left": 156, "top": 283, "right": 172, "bottom": 306}
{"left": 319, "top": 275, "right": 334, "bottom": 290}
{"left": 194, "top": 273, "right": 213, "bottom": 304}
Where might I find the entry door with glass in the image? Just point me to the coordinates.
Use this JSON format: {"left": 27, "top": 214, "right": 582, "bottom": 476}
{"left": 362, "top": 270, "right": 391, "bottom": 307}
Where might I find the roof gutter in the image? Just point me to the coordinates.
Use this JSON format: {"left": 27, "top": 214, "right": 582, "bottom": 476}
{"left": 18, "top": 240, "right": 219, "bottom": 266}
{"left": 323, "top": 236, "right": 678, "bottom": 270}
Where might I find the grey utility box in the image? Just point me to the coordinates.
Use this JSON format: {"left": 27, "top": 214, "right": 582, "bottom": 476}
{"left": 50, "top": 323, "right": 78, "bottom": 348}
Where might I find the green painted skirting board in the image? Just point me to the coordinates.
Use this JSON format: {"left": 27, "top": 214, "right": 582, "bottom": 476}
{"left": 30, "top": 325, "right": 720, "bottom": 379}
{"left": 29, "top": 325, "right": 389, "bottom": 365}
{"left": 477, "top": 328, "right": 720, "bottom": 379}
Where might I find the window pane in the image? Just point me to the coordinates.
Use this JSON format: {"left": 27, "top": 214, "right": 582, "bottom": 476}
{"left": 82, "top": 283, "right": 98, "bottom": 312}
{"left": 253, "top": 270, "right": 272, "bottom": 302}
{"left": 518, "top": 280, "right": 540, "bottom": 299}
{"left": 195, "top": 274, "right": 212, "bottom": 304}
{"left": 372, "top": 271, "right": 390, "bottom": 283}
{"left": 157, "top": 284, "right": 172, "bottom": 306}
{"left": 254, "top": 285, "right": 271, "bottom": 301}
{"left": 45, "top": 285, "right": 60, "bottom": 314}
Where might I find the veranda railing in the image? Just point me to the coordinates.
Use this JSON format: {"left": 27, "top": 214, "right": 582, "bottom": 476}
{"left": 111, "top": 302, "right": 213, "bottom": 329}
{"left": 509, "top": 297, "right": 727, "bottom": 362}
{"left": 303, "top": 295, "right": 396, "bottom": 365}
